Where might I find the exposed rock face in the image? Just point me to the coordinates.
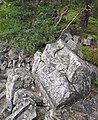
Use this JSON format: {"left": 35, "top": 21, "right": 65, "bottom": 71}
{"left": 2, "top": 67, "right": 44, "bottom": 120}
{"left": 0, "top": 32, "right": 98, "bottom": 120}
{"left": 6, "top": 68, "right": 34, "bottom": 112}
{"left": 45, "top": 94, "right": 98, "bottom": 120}
{"left": 5, "top": 89, "right": 43, "bottom": 120}
{"left": 32, "top": 39, "right": 94, "bottom": 108}
{"left": 85, "top": 62, "right": 98, "bottom": 78}
{"left": 61, "top": 32, "right": 73, "bottom": 42}
{"left": 0, "top": 42, "right": 9, "bottom": 114}
{"left": 0, "top": 42, "right": 45, "bottom": 120}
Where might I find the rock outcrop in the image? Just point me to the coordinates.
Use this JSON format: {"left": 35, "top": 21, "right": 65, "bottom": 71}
{"left": 5, "top": 89, "right": 42, "bottom": 120}
{"left": 32, "top": 39, "right": 94, "bottom": 108}
{"left": 45, "top": 93, "right": 98, "bottom": 120}
{"left": 6, "top": 68, "right": 34, "bottom": 112}
{"left": 0, "top": 32, "right": 98, "bottom": 120}
{"left": 0, "top": 42, "right": 43, "bottom": 120}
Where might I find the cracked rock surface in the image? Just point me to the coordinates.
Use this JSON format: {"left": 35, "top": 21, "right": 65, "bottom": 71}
{"left": 32, "top": 39, "right": 94, "bottom": 108}
{"left": 0, "top": 32, "right": 98, "bottom": 120}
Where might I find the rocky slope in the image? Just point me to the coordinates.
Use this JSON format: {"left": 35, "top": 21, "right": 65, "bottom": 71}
{"left": 0, "top": 32, "right": 98, "bottom": 120}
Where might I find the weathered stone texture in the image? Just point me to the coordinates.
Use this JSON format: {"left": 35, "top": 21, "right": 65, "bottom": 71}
{"left": 32, "top": 39, "right": 93, "bottom": 108}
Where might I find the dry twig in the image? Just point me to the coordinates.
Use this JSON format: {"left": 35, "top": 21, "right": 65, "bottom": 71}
{"left": 56, "top": 8, "right": 68, "bottom": 26}
{"left": 58, "top": 8, "right": 84, "bottom": 40}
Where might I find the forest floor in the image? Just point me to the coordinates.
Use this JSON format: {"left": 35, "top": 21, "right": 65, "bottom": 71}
{"left": 0, "top": 2, "right": 98, "bottom": 67}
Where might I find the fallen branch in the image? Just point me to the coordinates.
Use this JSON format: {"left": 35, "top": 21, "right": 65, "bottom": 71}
{"left": 58, "top": 9, "right": 84, "bottom": 40}
{"left": 56, "top": 8, "right": 68, "bottom": 26}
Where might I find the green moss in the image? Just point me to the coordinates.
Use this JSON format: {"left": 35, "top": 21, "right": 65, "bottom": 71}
{"left": 82, "top": 46, "right": 98, "bottom": 66}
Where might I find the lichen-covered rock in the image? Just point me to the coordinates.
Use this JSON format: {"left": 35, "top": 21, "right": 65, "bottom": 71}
{"left": 61, "top": 32, "right": 72, "bottom": 42}
{"left": 44, "top": 93, "right": 98, "bottom": 120}
{"left": 5, "top": 101, "right": 36, "bottom": 120}
{"left": 32, "top": 39, "right": 94, "bottom": 108}
{"left": 5, "top": 89, "right": 43, "bottom": 120}
{"left": 70, "top": 93, "right": 98, "bottom": 120}
{"left": 6, "top": 68, "right": 34, "bottom": 111}
{"left": 85, "top": 62, "right": 98, "bottom": 79}
{"left": 66, "top": 39, "right": 78, "bottom": 53}
{"left": 45, "top": 109, "right": 64, "bottom": 120}
{"left": 73, "top": 35, "right": 80, "bottom": 44}
{"left": 13, "top": 89, "right": 43, "bottom": 108}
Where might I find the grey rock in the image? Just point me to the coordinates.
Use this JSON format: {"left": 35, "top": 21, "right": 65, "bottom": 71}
{"left": 85, "top": 36, "right": 96, "bottom": 48}
{"left": 0, "top": 83, "right": 6, "bottom": 93}
{"left": 8, "top": 48, "right": 19, "bottom": 68}
{"left": 13, "top": 89, "right": 43, "bottom": 107}
{"left": 61, "top": 32, "right": 73, "bottom": 42}
{"left": 66, "top": 39, "right": 78, "bottom": 53}
{"left": 0, "top": 107, "right": 10, "bottom": 120}
{"left": 0, "top": 0, "right": 3, "bottom": 4}
{"left": 5, "top": 101, "right": 36, "bottom": 120}
{"left": 82, "top": 38, "right": 91, "bottom": 46}
{"left": 5, "top": 89, "right": 40, "bottom": 120}
{"left": 0, "top": 74, "right": 7, "bottom": 80}
{"left": 4, "top": 87, "right": 43, "bottom": 120}
{"left": 66, "top": 38, "right": 83, "bottom": 58}
{"left": 32, "top": 39, "right": 93, "bottom": 108}
{"left": 6, "top": 68, "right": 34, "bottom": 111}
{"left": 70, "top": 94, "right": 98, "bottom": 120}
{"left": 36, "top": 106, "right": 46, "bottom": 120}
{"left": 0, "top": 38, "right": 98, "bottom": 120}
{"left": 32, "top": 51, "right": 42, "bottom": 74}
{"left": 45, "top": 94, "right": 98, "bottom": 120}
{"left": 0, "top": 54, "right": 8, "bottom": 70}
{"left": 73, "top": 35, "right": 80, "bottom": 44}
{"left": 85, "top": 62, "right": 98, "bottom": 79}
{"left": 18, "top": 52, "right": 32, "bottom": 70}
{"left": 0, "top": 60, "right": 8, "bottom": 70}
{"left": 45, "top": 109, "right": 64, "bottom": 120}
{"left": 8, "top": 48, "right": 18, "bottom": 60}
{"left": 87, "top": 36, "right": 94, "bottom": 41}
{"left": 0, "top": 42, "right": 9, "bottom": 53}
{"left": 0, "top": 90, "right": 6, "bottom": 100}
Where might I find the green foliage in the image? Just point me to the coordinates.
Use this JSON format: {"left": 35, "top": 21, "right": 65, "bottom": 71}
{"left": 79, "top": 17, "right": 98, "bottom": 41}
{"left": 92, "top": 0, "right": 98, "bottom": 18}
{"left": 0, "top": 1, "right": 98, "bottom": 54}
{"left": 95, "top": 78, "right": 98, "bottom": 87}
{"left": 89, "top": 17, "right": 98, "bottom": 27}
{"left": 82, "top": 46, "right": 98, "bottom": 66}
{"left": 0, "top": 3, "right": 58, "bottom": 53}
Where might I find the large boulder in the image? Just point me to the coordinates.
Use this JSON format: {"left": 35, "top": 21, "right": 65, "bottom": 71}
{"left": 32, "top": 39, "right": 94, "bottom": 108}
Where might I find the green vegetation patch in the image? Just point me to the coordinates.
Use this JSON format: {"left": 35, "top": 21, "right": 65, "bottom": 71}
{"left": 0, "top": 4, "right": 58, "bottom": 53}
{"left": 0, "top": 2, "right": 98, "bottom": 54}
{"left": 95, "top": 78, "right": 98, "bottom": 87}
{"left": 82, "top": 46, "right": 98, "bottom": 66}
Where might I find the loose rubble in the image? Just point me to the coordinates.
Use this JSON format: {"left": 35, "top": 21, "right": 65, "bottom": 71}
{"left": 0, "top": 32, "right": 98, "bottom": 120}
